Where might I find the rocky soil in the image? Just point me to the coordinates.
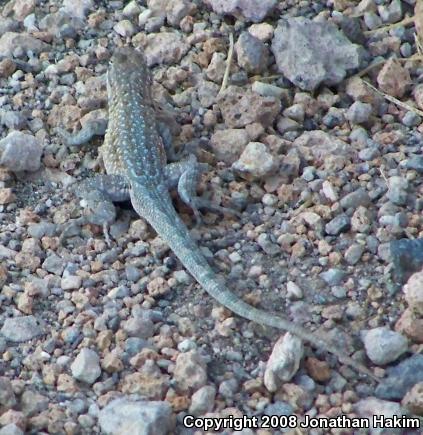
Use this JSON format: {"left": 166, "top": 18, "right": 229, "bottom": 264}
{"left": 1, "top": 0, "right": 423, "bottom": 434}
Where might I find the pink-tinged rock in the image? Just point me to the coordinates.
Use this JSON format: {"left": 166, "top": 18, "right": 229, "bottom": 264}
{"left": 377, "top": 58, "right": 410, "bottom": 98}
{"left": 210, "top": 128, "right": 249, "bottom": 164}
{"left": 144, "top": 32, "right": 190, "bottom": 66}
{"left": 218, "top": 85, "right": 281, "bottom": 128}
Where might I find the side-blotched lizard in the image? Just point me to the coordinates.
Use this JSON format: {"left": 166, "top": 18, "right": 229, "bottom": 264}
{"left": 60, "top": 47, "right": 378, "bottom": 381}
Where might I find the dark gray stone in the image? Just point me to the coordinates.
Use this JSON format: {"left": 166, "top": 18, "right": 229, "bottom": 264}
{"left": 390, "top": 238, "right": 423, "bottom": 283}
{"left": 376, "top": 354, "right": 423, "bottom": 400}
{"left": 325, "top": 214, "right": 351, "bottom": 235}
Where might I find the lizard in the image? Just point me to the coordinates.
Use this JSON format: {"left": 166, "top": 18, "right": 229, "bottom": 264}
{"left": 60, "top": 46, "right": 379, "bottom": 381}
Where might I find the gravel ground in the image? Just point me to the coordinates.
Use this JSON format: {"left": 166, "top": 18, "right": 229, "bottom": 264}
{"left": 1, "top": 0, "right": 423, "bottom": 434}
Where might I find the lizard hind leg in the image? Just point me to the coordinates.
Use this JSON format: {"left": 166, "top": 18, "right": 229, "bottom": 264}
{"left": 165, "top": 154, "right": 241, "bottom": 227}
{"left": 56, "top": 119, "right": 107, "bottom": 147}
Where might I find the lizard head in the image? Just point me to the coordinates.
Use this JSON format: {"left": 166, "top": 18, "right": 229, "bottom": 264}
{"left": 107, "top": 47, "right": 150, "bottom": 93}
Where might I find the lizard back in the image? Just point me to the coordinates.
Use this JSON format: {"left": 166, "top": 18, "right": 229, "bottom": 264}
{"left": 103, "top": 47, "right": 166, "bottom": 186}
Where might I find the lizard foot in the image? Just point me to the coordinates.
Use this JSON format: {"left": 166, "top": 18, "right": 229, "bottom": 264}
{"left": 59, "top": 218, "right": 114, "bottom": 247}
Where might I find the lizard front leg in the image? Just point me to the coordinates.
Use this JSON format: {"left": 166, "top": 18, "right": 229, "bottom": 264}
{"left": 60, "top": 175, "right": 130, "bottom": 245}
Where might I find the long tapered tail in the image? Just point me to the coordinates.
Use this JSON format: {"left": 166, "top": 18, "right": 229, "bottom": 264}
{"left": 131, "top": 187, "right": 379, "bottom": 381}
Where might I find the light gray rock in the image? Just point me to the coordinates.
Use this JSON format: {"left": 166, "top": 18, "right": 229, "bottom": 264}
{"left": 71, "top": 348, "right": 101, "bottom": 384}
{"left": 293, "top": 130, "right": 354, "bottom": 164}
{"left": 203, "top": 0, "right": 276, "bottom": 22}
{"left": 363, "top": 327, "right": 408, "bottom": 365}
{"left": 113, "top": 19, "right": 136, "bottom": 37}
{"left": 264, "top": 333, "right": 304, "bottom": 391}
{"left": 346, "top": 101, "right": 373, "bottom": 124}
{"left": 323, "top": 107, "right": 345, "bottom": 127}
{"left": 123, "top": 0, "right": 142, "bottom": 17}
{"left": 122, "top": 317, "right": 155, "bottom": 339}
{"left": 62, "top": 0, "right": 94, "bottom": 19}
{"left": 166, "top": 0, "right": 195, "bottom": 26}
{"left": 61, "top": 275, "right": 82, "bottom": 290}
{"left": 402, "top": 111, "right": 421, "bottom": 127}
{"left": 272, "top": 17, "right": 364, "bottom": 91}
{"left": 0, "top": 110, "right": 27, "bottom": 129}
{"left": 387, "top": 176, "right": 408, "bottom": 206}
{"left": 189, "top": 385, "right": 216, "bottom": 416}
{"left": 42, "top": 253, "right": 64, "bottom": 275}
{"left": 283, "top": 103, "right": 305, "bottom": 122}
{"left": 345, "top": 244, "right": 365, "bottom": 265}
{"left": 218, "top": 378, "right": 239, "bottom": 399}
{"left": 0, "top": 131, "right": 43, "bottom": 172}
{"left": 0, "top": 31, "right": 49, "bottom": 57}
{"left": 98, "top": 398, "right": 173, "bottom": 435}
{"left": 0, "top": 424, "right": 24, "bottom": 435}
{"left": 1, "top": 316, "right": 44, "bottom": 342}
{"left": 173, "top": 350, "right": 207, "bottom": 392}
{"left": 404, "top": 271, "right": 423, "bottom": 315}
{"left": 232, "top": 142, "right": 277, "bottom": 181}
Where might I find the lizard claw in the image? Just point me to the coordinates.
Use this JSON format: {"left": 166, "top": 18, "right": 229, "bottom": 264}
{"left": 102, "top": 223, "right": 113, "bottom": 247}
{"left": 192, "top": 197, "right": 242, "bottom": 219}
{"left": 59, "top": 218, "right": 114, "bottom": 247}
